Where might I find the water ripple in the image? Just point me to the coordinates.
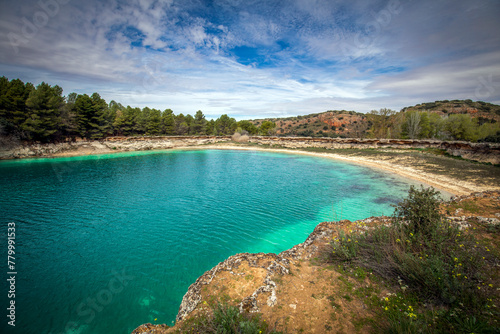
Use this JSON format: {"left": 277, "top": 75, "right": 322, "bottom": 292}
{"left": 0, "top": 149, "right": 424, "bottom": 334}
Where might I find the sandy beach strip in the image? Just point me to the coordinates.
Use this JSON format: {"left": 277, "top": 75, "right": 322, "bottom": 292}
{"left": 180, "top": 144, "right": 498, "bottom": 196}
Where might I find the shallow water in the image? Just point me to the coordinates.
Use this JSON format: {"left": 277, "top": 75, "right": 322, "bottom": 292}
{"left": 0, "top": 149, "right": 426, "bottom": 334}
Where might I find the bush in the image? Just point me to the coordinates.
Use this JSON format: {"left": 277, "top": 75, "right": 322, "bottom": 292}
{"left": 179, "top": 302, "right": 282, "bottom": 334}
{"left": 393, "top": 185, "right": 442, "bottom": 236}
{"left": 328, "top": 186, "right": 499, "bottom": 332}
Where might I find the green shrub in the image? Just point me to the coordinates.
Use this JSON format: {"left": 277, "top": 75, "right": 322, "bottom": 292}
{"left": 327, "top": 186, "right": 499, "bottom": 332}
{"left": 179, "top": 302, "right": 283, "bottom": 334}
{"left": 393, "top": 185, "right": 442, "bottom": 236}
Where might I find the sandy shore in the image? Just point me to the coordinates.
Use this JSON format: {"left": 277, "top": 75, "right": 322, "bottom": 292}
{"left": 182, "top": 144, "right": 499, "bottom": 196}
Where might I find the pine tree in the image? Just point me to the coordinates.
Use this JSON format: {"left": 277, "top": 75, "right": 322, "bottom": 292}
{"left": 147, "top": 108, "right": 162, "bottom": 135}
{"left": 0, "top": 78, "right": 33, "bottom": 138}
{"left": 161, "top": 109, "right": 175, "bottom": 135}
{"left": 191, "top": 110, "right": 207, "bottom": 135}
{"left": 74, "top": 93, "right": 110, "bottom": 139}
{"left": 22, "top": 82, "right": 64, "bottom": 142}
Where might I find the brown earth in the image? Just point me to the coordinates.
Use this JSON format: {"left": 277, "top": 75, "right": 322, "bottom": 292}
{"left": 132, "top": 192, "right": 500, "bottom": 334}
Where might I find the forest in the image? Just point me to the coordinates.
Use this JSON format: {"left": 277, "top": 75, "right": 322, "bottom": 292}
{"left": 0, "top": 77, "right": 276, "bottom": 143}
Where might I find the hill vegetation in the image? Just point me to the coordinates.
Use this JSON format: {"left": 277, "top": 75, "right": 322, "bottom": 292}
{"left": 1, "top": 76, "right": 499, "bottom": 144}
{"left": 250, "top": 110, "right": 369, "bottom": 138}
{"left": 252, "top": 100, "right": 500, "bottom": 142}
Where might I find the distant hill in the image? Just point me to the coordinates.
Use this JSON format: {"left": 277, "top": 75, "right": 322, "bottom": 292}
{"left": 403, "top": 100, "right": 500, "bottom": 122}
{"left": 251, "top": 100, "right": 500, "bottom": 138}
{"left": 250, "top": 110, "right": 370, "bottom": 138}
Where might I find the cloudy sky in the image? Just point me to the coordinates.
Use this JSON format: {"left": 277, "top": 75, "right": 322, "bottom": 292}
{"left": 0, "top": 0, "right": 499, "bottom": 119}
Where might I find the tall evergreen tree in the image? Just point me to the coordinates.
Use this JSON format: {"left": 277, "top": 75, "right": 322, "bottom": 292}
{"left": 114, "top": 106, "right": 139, "bottom": 136}
{"left": 206, "top": 119, "right": 216, "bottom": 135}
{"left": 60, "top": 92, "right": 79, "bottom": 140}
{"left": 0, "top": 78, "right": 33, "bottom": 138}
{"left": 191, "top": 110, "right": 207, "bottom": 135}
{"left": 215, "top": 114, "right": 236, "bottom": 135}
{"left": 74, "top": 93, "right": 109, "bottom": 139}
{"left": 22, "top": 82, "right": 64, "bottom": 142}
{"left": 175, "top": 113, "right": 189, "bottom": 135}
{"left": 147, "top": 108, "right": 162, "bottom": 135}
{"left": 91, "top": 93, "right": 111, "bottom": 137}
{"left": 136, "top": 107, "right": 150, "bottom": 134}
{"left": 161, "top": 109, "right": 175, "bottom": 135}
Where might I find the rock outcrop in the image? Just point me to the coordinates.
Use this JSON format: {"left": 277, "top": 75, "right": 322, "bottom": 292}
{"left": 132, "top": 191, "right": 500, "bottom": 333}
{"left": 132, "top": 217, "right": 394, "bottom": 334}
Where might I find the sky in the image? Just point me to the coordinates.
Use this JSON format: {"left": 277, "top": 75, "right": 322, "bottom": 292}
{"left": 0, "top": 0, "right": 499, "bottom": 119}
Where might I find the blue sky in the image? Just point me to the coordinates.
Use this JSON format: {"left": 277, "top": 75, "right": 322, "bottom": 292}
{"left": 0, "top": 0, "right": 499, "bottom": 119}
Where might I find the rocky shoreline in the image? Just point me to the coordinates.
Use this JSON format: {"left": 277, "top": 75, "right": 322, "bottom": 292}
{"left": 1, "top": 136, "right": 499, "bottom": 164}
{"left": 132, "top": 192, "right": 500, "bottom": 333}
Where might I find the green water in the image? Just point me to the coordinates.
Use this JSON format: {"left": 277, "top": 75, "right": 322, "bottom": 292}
{"left": 0, "top": 149, "right": 426, "bottom": 333}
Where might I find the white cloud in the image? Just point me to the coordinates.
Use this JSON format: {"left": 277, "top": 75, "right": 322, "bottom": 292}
{"left": 0, "top": 0, "right": 499, "bottom": 119}
{"left": 369, "top": 51, "right": 500, "bottom": 101}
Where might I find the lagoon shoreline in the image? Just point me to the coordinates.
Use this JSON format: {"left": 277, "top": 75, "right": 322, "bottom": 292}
{"left": 1, "top": 137, "right": 499, "bottom": 196}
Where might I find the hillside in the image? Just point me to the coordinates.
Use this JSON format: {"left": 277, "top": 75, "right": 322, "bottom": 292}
{"left": 403, "top": 99, "right": 500, "bottom": 120}
{"left": 251, "top": 110, "right": 370, "bottom": 138}
{"left": 250, "top": 100, "right": 500, "bottom": 139}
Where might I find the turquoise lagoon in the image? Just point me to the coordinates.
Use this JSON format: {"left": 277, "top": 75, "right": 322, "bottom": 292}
{"left": 0, "top": 149, "right": 428, "bottom": 333}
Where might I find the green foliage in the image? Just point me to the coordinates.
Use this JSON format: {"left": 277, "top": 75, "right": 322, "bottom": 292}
{"left": 330, "top": 230, "right": 360, "bottom": 262}
{"left": 444, "top": 114, "right": 480, "bottom": 141}
{"left": 327, "top": 186, "right": 499, "bottom": 332}
{"left": 393, "top": 186, "right": 442, "bottom": 235}
{"left": 259, "top": 121, "right": 276, "bottom": 136}
{"left": 2, "top": 76, "right": 500, "bottom": 143}
{"left": 74, "top": 93, "right": 111, "bottom": 139}
{"left": 114, "top": 106, "right": 139, "bottom": 136}
{"left": 0, "top": 76, "right": 249, "bottom": 141}
{"left": 191, "top": 110, "right": 207, "bottom": 135}
{"left": 428, "top": 112, "right": 444, "bottom": 138}
{"left": 0, "top": 78, "right": 32, "bottom": 137}
{"left": 23, "top": 82, "right": 64, "bottom": 142}
{"left": 237, "top": 120, "right": 258, "bottom": 135}
{"left": 145, "top": 108, "right": 161, "bottom": 135}
{"left": 175, "top": 113, "right": 189, "bottom": 135}
{"left": 179, "top": 302, "right": 282, "bottom": 334}
{"left": 161, "top": 109, "right": 175, "bottom": 135}
{"left": 215, "top": 114, "right": 237, "bottom": 135}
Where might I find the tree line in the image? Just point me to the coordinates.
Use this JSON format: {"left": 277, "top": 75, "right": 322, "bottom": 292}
{"left": 366, "top": 108, "right": 499, "bottom": 142}
{"left": 0, "top": 77, "right": 276, "bottom": 143}
{"left": 2, "top": 76, "right": 497, "bottom": 144}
